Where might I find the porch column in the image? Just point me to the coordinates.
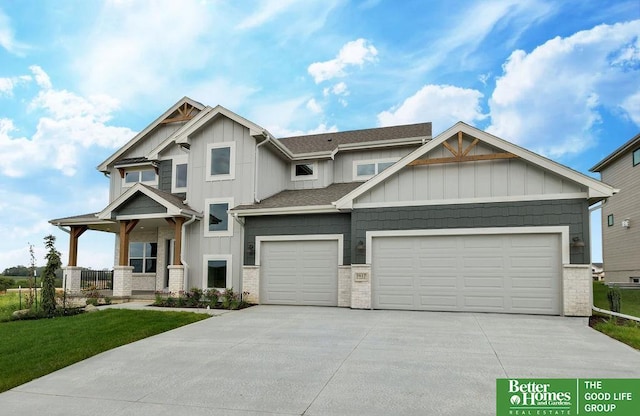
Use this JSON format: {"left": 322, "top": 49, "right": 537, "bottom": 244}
{"left": 168, "top": 216, "right": 185, "bottom": 294}
{"left": 63, "top": 266, "right": 82, "bottom": 294}
{"left": 114, "top": 219, "right": 138, "bottom": 297}
{"left": 68, "top": 225, "right": 87, "bottom": 267}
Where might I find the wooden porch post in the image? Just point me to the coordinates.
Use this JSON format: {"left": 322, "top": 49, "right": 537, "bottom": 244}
{"left": 68, "top": 226, "right": 88, "bottom": 267}
{"left": 118, "top": 220, "right": 139, "bottom": 266}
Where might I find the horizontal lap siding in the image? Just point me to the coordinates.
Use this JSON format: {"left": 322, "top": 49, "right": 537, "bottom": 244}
{"left": 244, "top": 213, "right": 352, "bottom": 265}
{"left": 352, "top": 199, "right": 589, "bottom": 264}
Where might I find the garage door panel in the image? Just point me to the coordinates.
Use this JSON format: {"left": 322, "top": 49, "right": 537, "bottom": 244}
{"left": 373, "top": 233, "right": 561, "bottom": 315}
{"left": 261, "top": 240, "right": 338, "bottom": 306}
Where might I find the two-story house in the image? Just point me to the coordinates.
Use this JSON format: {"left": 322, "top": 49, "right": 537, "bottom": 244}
{"left": 51, "top": 97, "right": 615, "bottom": 316}
{"left": 590, "top": 133, "right": 640, "bottom": 284}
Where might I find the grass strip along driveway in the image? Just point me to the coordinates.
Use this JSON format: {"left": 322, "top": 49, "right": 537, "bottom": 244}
{"left": 592, "top": 282, "right": 640, "bottom": 350}
{"left": 0, "top": 309, "right": 209, "bottom": 393}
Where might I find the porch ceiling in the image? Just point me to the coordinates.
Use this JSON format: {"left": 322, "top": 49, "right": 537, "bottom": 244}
{"left": 50, "top": 214, "right": 191, "bottom": 234}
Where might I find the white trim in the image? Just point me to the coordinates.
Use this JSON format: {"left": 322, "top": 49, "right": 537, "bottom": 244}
{"left": 232, "top": 205, "right": 338, "bottom": 217}
{"left": 98, "top": 183, "right": 191, "bottom": 220}
{"left": 365, "top": 226, "right": 570, "bottom": 265}
{"left": 115, "top": 213, "right": 176, "bottom": 220}
{"left": 353, "top": 157, "right": 400, "bottom": 180}
{"left": 206, "top": 142, "right": 236, "bottom": 181}
{"left": 175, "top": 105, "right": 267, "bottom": 145}
{"left": 202, "top": 254, "right": 233, "bottom": 290}
{"left": 255, "top": 234, "right": 344, "bottom": 266}
{"left": 335, "top": 122, "right": 615, "bottom": 209}
{"left": 121, "top": 168, "right": 158, "bottom": 188}
{"left": 171, "top": 155, "right": 188, "bottom": 193}
{"left": 353, "top": 193, "right": 589, "bottom": 209}
{"left": 291, "top": 161, "right": 318, "bottom": 181}
{"left": 204, "top": 197, "right": 234, "bottom": 237}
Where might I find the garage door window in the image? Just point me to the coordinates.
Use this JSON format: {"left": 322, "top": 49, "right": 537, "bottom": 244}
{"left": 204, "top": 255, "right": 231, "bottom": 289}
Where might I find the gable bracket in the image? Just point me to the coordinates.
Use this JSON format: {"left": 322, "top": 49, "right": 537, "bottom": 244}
{"left": 161, "top": 102, "right": 198, "bottom": 124}
{"left": 408, "top": 132, "right": 517, "bottom": 166}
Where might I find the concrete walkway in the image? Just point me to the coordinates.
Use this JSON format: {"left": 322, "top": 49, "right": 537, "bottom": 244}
{"left": 1, "top": 305, "right": 639, "bottom": 415}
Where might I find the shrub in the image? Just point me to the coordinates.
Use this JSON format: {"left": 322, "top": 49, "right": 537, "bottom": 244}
{"left": 608, "top": 286, "right": 622, "bottom": 312}
{"left": 0, "top": 277, "right": 12, "bottom": 293}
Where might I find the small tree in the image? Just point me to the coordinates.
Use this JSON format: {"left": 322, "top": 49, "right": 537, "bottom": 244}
{"left": 24, "top": 243, "right": 36, "bottom": 309}
{"left": 42, "top": 235, "right": 61, "bottom": 316}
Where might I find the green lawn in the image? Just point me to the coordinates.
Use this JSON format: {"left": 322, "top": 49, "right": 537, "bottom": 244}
{"left": 591, "top": 282, "right": 640, "bottom": 350}
{"left": 0, "top": 308, "right": 209, "bottom": 392}
{"left": 593, "top": 281, "right": 640, "bottom": 317}
{"left": 0, "top": 292, "right": 21, "bottom": 321}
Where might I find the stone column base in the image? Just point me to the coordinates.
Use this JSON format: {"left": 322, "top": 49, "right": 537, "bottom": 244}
{"left": 113, "top": 266, "right": 134, "bottom": 297}
{"left": 338, "top": 266, "right": 352, "bottom": 307}
{"left": 168, "top": 265, "right": 185, "bottom": 295}
{"left": 351, "top": 264, "right": 372, "bottom": 309}
{"left": 563, "top": 264, "right": 591, "bottom": 316}
{"left": 242, "top": 266, "right": 260, "bottom": 303}
{"left": 63, "top": 266, "right": 83, "bottom": 294}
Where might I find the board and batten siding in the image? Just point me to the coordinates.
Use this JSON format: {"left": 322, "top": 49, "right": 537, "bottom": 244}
{"left": 257, "top": 144, "right": 288, "bottom": 201}
{"left": 351, "top": 199, "right": 590, "bottom": 265}
{"left": 285, "top": 159, "right": 334, "bottom": 190}
{"left": 113, "top": 193, "right": 166, "bottom": 217}
{"left": 600, "top": 150, "right": 640, "bottom": 282}
{"left": 109, "top": 124, "right": 184, "bottom": 201}
{"left": 355, "top": 142, "right": 587, "bottom": 206}
{"left": 181, "top": 116, "right": 258, "bottom": 292}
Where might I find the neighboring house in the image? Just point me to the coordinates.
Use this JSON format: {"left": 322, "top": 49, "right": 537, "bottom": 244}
{"left": 51, "top": 97, "right": 615, "bottom": 316}
{"left": 590, "top": 133, "right": 640, "bottom": 284}
{"left": 591, "top": 262, "right": 604, "bottom": 281}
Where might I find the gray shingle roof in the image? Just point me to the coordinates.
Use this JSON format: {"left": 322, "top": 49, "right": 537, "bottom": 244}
{"left": 139, "top": 184, "right": 200, "bottom": 215}
{"left": 233, "top": 182, "right": 363, "bottom": 211}
{"left": 277, "top": 123, "right": 431, "bottom": 154}
{"left": 113, "top": 157, "right": 153, "bottom": 167}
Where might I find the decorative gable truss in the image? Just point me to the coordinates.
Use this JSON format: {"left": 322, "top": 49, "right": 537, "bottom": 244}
{"left": 335, "top": 122, "right": 616, "bottom": 210}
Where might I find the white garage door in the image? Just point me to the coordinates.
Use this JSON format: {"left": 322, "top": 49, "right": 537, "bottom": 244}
{"left": 372, "top": 233, "right": 561, "bottom": 315}
{"left": 260, "top": 240, "right": 338, "bottom": 306}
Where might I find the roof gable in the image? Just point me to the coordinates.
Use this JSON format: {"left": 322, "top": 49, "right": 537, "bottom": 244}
{"left": 335, "top": 122, "right": 616, "bottom": 209}
{"left": 590, "top": 132, "right": 640, "bottom": 172}
{"left": 97, "top": 183, "right": 200, "bottom": 220}
{"left": 97, "top": 97, "right": 205, "bottom": 172}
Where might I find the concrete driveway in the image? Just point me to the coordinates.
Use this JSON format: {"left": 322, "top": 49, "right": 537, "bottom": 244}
{"left": 1, "top": 305, "right": 639, "bottom": 415}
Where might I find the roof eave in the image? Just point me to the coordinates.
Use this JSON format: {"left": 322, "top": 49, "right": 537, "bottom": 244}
{"left": 231, "top": 205, "right": 339, "bottom": 217}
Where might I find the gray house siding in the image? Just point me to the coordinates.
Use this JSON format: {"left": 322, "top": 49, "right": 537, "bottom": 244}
{"left": 243, "top": 213, "right": 352, "bottom": 266}
{"left": 351, "top": 199, "right": 589, "bottom": 264}
{"left": 115, "top": 193, "right": 167, "bottom": 216}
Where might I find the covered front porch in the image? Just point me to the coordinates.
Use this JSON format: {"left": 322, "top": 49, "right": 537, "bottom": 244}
{"left": 50, "top": 183, "right": 201, "bottom": 298}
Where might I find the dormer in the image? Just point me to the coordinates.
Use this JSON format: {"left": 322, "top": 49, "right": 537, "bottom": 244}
{"left": 114, "top": 157, "right": 159, "bottom": 188}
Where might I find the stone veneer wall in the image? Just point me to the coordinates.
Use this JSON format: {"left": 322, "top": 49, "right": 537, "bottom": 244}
{"left": 242, "top": 266, "right": 260, "bottom": 304}
{"left": 563, "top": 264, "right": 591, "bottom": 316}
{"left": 350, "top": 264, "right": 371, "bottom": 309}
{"left": 338, "top": 266, "right": 351, "bottom": 307}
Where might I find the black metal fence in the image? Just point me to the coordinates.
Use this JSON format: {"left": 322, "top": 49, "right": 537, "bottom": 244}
{"left": 80, "top": 270, "right": 113, "bottom": 290}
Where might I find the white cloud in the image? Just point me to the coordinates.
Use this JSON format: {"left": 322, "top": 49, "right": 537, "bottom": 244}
{"left": 487, "top": 20, "right": 640, "bottom": 158}
{"left": 0, "top": 67, "right": 135, "bottom": 177}
{"left": 377, "top": 84, "right": 486, "bottom": 132}
{"left": 331, "top": 82, "right": 349, "bottom": 96}
{"left": 236, "top": 0, "right": 298, "bottom": 30}
{"left": 0, "top": 8, "right": 28, "bottom": 55}
{"left": 308, "top": 39, "right": 378, "bottom": 83}
{"left": 306, "top": 98, "right": 322, "bottom": 114}
{"left": 271, "top": 123, "right": 338, "bottom": 138}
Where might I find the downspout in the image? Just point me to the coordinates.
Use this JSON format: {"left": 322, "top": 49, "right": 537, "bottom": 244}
{"left": 55, "top": 223, "right": 70, "bottom": 234}
{"left": 180, "top": 215, "right": 197, "bottom": 292}
{"left": 254, "top": 133, "right": 271, "bottom": 203}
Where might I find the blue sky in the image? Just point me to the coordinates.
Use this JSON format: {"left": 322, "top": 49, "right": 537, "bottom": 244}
{"left": 0, "top": 0, "right": 639, "bottom": 270}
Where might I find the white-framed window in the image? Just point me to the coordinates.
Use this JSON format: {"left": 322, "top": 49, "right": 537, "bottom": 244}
{"left": 631, "top": 277, "right": 640, "bottom": 284}
{"left": 206, "top": 142, "right": 235, "bottom": 181}
{"left": 291, "top": 161, "right": 318, "bottom": 181}
{"left": 353, "top": 158, "right": 399, "bottom": 180}
{"left": 203, "top": 254, "right": 232, "bottom": 290}
{"left": 633, "top": 148, "right": 640, "bottom": 167}
{"left": 204, "top": 197, "right": 234, "bottom": 237}
{"left": 129, "top": 242, "right": 157, "bottom": 273}
{"left": 123, "top": 168, "right": 157, "bottom": 187}
{"left": 172, "top": 155, "right": 188, "bottom": 193}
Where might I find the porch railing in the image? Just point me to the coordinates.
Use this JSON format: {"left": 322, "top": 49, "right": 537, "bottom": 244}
{"left": 80, "top": 270, "right": 113, "bottom": 290}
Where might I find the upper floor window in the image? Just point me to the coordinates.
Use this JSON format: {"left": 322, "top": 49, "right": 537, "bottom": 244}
{"left": 123, "top": 168, "right": 157, "bottom": 187}
{"left": 633, "top": 148, "right": 640, "bottom": 166}
{"left": 129, "top": 242, "right": 157, "bottom": 273}
{"left": 204, "top": 197, "right": 233, "bottom": 237}
{"left": 607, "top": 214, "right": 614, "bottom": 227}
{"left": 291, "top": 162, "right": 317, "bottom": 181}
{"left": 353, "top": 158, "right": 398, "bottom": 180}
{"left": 172, "top": 156, "right": 188, "bottom": 193}
{"left": 206, "top": 142, "right": 235, "bottom": 181}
